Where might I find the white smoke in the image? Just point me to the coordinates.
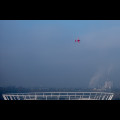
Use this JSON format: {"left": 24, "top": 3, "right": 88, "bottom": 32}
{"left": 89, "top": 69, "right": 104, "bottom": 88}
{"left": 89, "top": 65, "right": 113, "bottom": 88}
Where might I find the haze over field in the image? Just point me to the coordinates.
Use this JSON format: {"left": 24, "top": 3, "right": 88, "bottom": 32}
{"left": 0, "top": 20, "right": 120, "bottom": 88}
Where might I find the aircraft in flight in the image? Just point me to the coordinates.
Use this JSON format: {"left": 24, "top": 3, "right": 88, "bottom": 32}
{"left": 75, "top": 38, "right": 80, "bottom": 43}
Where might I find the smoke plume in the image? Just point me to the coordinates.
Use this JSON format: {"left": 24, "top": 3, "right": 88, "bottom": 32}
{"left": 89, "top": 69, "right": 104, "bottom": 88}
{"left": 89, "top": 65, "right": 113, "bottom": 88}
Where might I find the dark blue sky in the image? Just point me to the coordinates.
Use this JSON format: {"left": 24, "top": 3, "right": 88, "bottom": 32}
{"left": 0, "top": 20, "right": 120, "bottom": 88}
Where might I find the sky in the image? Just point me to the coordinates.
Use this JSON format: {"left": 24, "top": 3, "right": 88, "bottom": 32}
{"left": 0, "top": 20, "right": 120, "bottom": 88}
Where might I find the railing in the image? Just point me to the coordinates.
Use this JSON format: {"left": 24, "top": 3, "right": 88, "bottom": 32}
{"left": 2, "top": 92, "right": 114, "bottom": 100}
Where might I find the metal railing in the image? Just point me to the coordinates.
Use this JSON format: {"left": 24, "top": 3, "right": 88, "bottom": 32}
{"left": 2, "top": 92, "right": 114, "bottom": 100}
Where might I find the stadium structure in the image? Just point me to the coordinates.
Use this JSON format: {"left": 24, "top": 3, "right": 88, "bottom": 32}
{"left": 2, "top": 92, "right": 114, "bottom": 100}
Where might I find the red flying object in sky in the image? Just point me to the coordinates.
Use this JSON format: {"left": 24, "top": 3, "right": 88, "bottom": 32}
{"left": 75, "top": 38, "right": 80, "bottom": 43}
